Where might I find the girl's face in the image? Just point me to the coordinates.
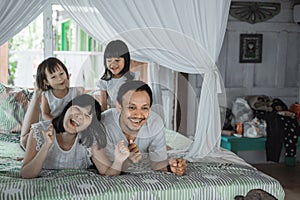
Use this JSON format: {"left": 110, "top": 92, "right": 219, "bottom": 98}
{"left": 44, "top": 65, "right": 69, "bottom": 90}
{"left": 63, "top": 105, "right": 93, "bottom": 134}
{"left": 106, "top": 57, "right": 125, "bottom": 78}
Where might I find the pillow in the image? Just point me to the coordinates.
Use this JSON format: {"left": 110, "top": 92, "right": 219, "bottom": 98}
{"left": 0, "top": 83, "right": 32, "bottom": 134}
{"left": 165, "top": 129, "right": 193, "bottom": 152}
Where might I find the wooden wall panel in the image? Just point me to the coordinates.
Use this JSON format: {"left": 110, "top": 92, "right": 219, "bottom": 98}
{"left": 225, "top": 31, "right": 244, "bottom": 87}
{"left": 286, "top": 32, "right": 300, "bottom": 87}
{"left": 254, "top": 32, "right": 278, "bottom": 87}
{"left": 214, "top": 1, "right": 300, "bottom": 108}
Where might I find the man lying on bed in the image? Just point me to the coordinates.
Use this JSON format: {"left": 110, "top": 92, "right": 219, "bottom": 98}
{"left": 101, "top": 80, "right": 187, "bottom": 176}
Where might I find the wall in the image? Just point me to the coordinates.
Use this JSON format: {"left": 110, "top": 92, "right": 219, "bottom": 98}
{"left": 220, "top": 0, "right": 300, "bottom": 107}
{"left": 189, "top": 0, "right": 300, "bottom": 106}
{"left": 221, "top": 0, "right": 300, "bottom": 163}
{"left": 187, "top": 0, "right": 300, "bottom": 163}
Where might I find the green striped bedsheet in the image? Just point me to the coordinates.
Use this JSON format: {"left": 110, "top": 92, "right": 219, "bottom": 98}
{"left": 0, "top": 138, "right": 284, "bottom": 200}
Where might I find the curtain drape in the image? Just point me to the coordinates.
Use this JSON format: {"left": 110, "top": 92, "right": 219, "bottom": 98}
{"left": 147, "top": 62, "right": 165, "bottom": 120}
{"left": 0, "top": 0, "right": 51, "bottom": 46}
{"left": 1, "top": 0, "right": 231, "bottom": 159}
{"left": 58, "top": 0, "right": 231, "bottom": 160}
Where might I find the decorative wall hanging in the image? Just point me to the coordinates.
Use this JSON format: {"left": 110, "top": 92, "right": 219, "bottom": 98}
{"left": 239, "top": 34, "right": 262, "bottom": 63}
{"left": 230, "top": 2, "right": 281, "bottom": 24}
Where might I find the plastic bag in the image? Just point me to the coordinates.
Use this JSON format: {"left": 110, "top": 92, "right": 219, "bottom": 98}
{"left": 243, "top": 118, "right": 267, "bottom": 138}
{"left": 231, "top": 98, "right": 253, "bottom": 127}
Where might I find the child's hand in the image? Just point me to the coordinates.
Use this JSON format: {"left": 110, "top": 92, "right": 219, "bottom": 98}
{"left": 33, "top": 88, "right": 43, "bottom": 99}
{"left": 128, "top": 139, "right": 142, "bottom": 163}
{"left": 42, "top": 124, "right": 54, "bottom": 147}
{"left": 32, "top": 78, "right": 42, "bottom": 98}
{"left": 169, "top": 158, "right": 187, "bottom": 176}
{"left": 114, "top": 140, "right": 130, "bottom": 163}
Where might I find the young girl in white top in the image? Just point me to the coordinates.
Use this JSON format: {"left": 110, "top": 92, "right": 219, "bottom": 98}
{"left": 97, "top": 40, "right": 137, "bottom": 111}
{"left": 21, "top": 94, "right": 130, "bottom": 178}
{"left": 36, "top": 57, "right": 84, "bottom": 120}
{"left": 20, "top": 57, "right": 83, "bottom": 149}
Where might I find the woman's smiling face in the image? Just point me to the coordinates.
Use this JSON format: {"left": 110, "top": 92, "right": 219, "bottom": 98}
{"left": 63, "top": 105, "right": 93, "bottom": 134}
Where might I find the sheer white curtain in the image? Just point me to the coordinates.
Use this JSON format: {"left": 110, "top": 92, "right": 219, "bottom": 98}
{"left": 147, "top": 62, "right": 165, "bottom": 120}
{"left": 55, "top": 0, "right": 119, "bottom": 45}
{"left": 58, "top": 0, "right": 230, "bottom": 159}
{"left": 0, "top": 0, "right": 50, "bottom": 46}
{"left": 0, "top": 0, "right": 230, "bottom": 159}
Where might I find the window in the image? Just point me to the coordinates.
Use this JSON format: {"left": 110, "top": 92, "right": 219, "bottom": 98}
{"left": 6, "top": 4, "right": 103, "bottom": 89}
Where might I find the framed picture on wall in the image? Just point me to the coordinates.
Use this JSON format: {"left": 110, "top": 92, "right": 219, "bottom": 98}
{"left": 239, "top": 34, "right": 262, "bottom": 63}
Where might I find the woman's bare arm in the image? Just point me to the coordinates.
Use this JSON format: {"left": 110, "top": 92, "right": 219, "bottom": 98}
{"left": 20, "top": 126, "right": 53, "bottom": 179}
{"left": 20, "top": 89, "right": 42, "bottom": 149}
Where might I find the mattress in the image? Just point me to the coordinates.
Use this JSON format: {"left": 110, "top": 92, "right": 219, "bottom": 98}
{"left": 0, "top": 133, "right": 285, "bottom": 200}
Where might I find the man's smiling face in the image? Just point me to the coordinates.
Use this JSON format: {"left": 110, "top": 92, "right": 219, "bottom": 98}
{"left": 118, "top": 90, "right": 151, "bottom": 136}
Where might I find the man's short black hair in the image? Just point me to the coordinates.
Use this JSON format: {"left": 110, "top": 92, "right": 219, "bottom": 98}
{"left": 117, "top": 80, "right": 153, "bottom": 107}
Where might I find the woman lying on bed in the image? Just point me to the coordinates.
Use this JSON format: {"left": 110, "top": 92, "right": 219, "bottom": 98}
{"left": 20, "top": 94, "right": 130, "bottom": 179}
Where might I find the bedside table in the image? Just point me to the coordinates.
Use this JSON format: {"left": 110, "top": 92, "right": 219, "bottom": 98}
{"left": 221, "top": 135, "right": 299, "bottom": 166}
{"left": 221, "top": 135, "right": 266, "bottom": 154}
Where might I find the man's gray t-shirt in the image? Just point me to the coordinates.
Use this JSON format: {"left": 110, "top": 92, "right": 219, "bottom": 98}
{"left": 101, "top": 108, "right": 168, "bottom": 164}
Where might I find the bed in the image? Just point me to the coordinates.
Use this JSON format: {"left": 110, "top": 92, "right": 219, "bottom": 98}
{"left": 0, "top": 83, "right": 285, "bottom": 199}
{"left": 0, "top": 131, "right": 284, "bottom": 200}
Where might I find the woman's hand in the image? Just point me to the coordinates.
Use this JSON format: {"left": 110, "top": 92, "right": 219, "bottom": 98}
{"left": 114, "top": 140, "right": 130, "bottom": 163}
{"left": 42, "top": 124, "right": 54, "bottom": 148}
{"left": 169, "top": 158, "right": 187, "bottom": 176}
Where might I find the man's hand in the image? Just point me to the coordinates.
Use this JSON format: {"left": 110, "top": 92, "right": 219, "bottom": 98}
{"left": 128, "top": 139, "right": 142, "bottom": 163}
{"left": 169, "top": 158, "right": 187, "bottom": 176}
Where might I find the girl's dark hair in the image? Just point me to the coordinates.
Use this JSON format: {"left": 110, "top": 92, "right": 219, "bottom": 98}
{"left": 101, "top": 40, "right": 133, "bottom": 81}
{"left": 52, "top": 94, "right": 106, "bottom": 149}
{"left": 36, "top": 57, "right": 70, "bottom": 91}
{"left": 117, "top": 80, "right": 153, "bottom": 107}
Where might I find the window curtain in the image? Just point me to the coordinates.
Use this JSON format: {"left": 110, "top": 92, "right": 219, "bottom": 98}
{"left": 0, "top": 0, "right": 51, "bottom": 46}
{"left": 147, "top": 62, "right": 165, "bottom": 121}
{"left": 58, "top": 0, "right": 231, "bottom": 159}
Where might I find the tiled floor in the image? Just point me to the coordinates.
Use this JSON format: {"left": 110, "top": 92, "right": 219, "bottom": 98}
{"left": 253, "top": 162, "right": 300, "bottom": 200}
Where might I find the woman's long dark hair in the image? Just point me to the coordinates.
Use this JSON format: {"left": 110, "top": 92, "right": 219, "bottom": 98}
{"left": 101, "top": 40, "right": 133, "bottom": 81}
{"left": 52, "top": 94, "right": 106, "bottom": 149}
